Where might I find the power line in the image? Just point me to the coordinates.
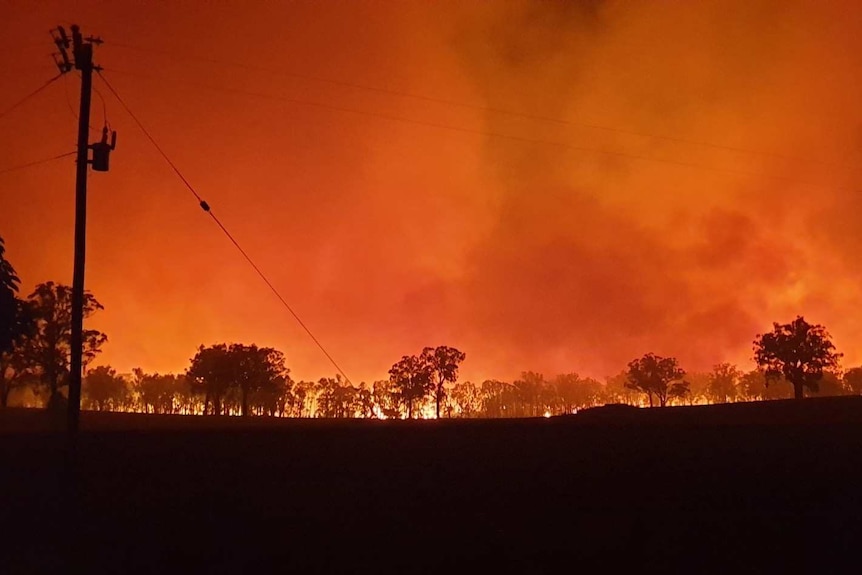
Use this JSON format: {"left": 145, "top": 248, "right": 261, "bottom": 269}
{"left": 0, "top": 73, "right": 62, "bottom": 121}
{"left": 0, "top": 150, "right": 76, "bottom": 176}
{"left": 101, "top": 67, "right": 851, "bottom": 191}
{"left": 96, "top": 72, "right": 203, "bottom": 204}
{"left": 205, "top": 212, "right": 357, "bottom": 386}
{"left": 96, "top": 71, "right": 355, "bottom": 386}
{"left": 62, "top": 72, "right": 110, "bottom": 134}
{"left": 110, "top": 41, "right": 830, "bottom": 168}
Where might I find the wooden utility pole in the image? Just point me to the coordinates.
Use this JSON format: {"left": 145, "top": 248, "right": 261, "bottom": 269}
{"left": 52, "top": 24, "right": 115, "bottom": 434}
{"left": 68, "top": 25, "right": 93, "bottom": 435}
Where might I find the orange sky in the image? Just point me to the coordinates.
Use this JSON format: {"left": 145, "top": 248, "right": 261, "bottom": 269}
{"left": 1, "top": 1, "right": 861, "bottom": 383}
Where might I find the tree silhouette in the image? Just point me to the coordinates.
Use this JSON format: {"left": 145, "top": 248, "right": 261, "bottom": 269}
{"left": 738, "top": 369, "right": 790, "bottom": 401}
{"left": 0, "top": 237, "right": 36, "bottom": 407}
{"left": 451, "top": 380, "right": 482, "bottom": 417}
{"left": 19, "top": 282, "right": 106, "bottom": 406}
{"left": 625, "top": 353, "right": 687, "bottom": 407}
{"left": 707, "top": 363, "right": 741, "bottom": 404}
{"left": 389, "top": 355, "right": 432, "bottom": 419}
{"left": 753, "top": 316, "right": 842, "bottom": 400}
{"left": 480, "top": 379, "right": 509, "bottom": 417}
{"left": 682, "top": 372, "right": 709, "bottom": 405}
{"left": 316, "top": 375, "right": 356, "bottom": 418}
{"left": 232, "top": 344, "right": 288, "bottom": 417}
{"left": 290, "top": 380, "right": 316, "bottom": 417}
{"left": 372, "top": 379, "right": 401, "bottom": 418}
{"left": 249, "top": 372, "right": 291, "bottom": 417}
{"left": 83, "top": 365, "right": 130, "bottom": 411}
{"left": 171, "top": 375, "right": 201, "bottom": 415}
{"left": 0, "top": 236, "right": 32, "bottom": 356}
{"left": 604, "top": 371, "right": 641, "bottom": 406}
{"left": 553, "top": 373, "right": 601, "bottom": 414}
{"left": 133, "top": 369, "right": 188, "bottom": 414}
{"left": 813, "top": 371, "right": 846, "bottom": 397}
{"left": 845, "top": 367, "right": 862, "bottom": 395}
{"left": 354, "top": 382, "right": 375, "bottom": 418}
{"left": 420, "top": 345, "right": 466, "bottom": 418}
{"left": 187, "top": 344, "right": 233, "bottom": 415}
{"left": 511, "top": 372, "right": 548, "bottom": 417}
{"left": 0, "top": 348, "right": 37, "bottom": 408}
{"left": 187, "top": 343, "right": 288, "bottom": 416}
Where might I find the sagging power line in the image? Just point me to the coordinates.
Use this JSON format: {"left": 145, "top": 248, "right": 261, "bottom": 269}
{"left": 0, "top": 74, "right": 62, "bottom": 121}
{"left": 96, "top": 71, "right": 355, "bottom": 387}
{"left": 0, "top": 151, "right": 76, "bottom": 176}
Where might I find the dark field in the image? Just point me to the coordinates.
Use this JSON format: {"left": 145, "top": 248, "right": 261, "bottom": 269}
{"left": 3, "top": 398, "right": 862, "bottom": 573}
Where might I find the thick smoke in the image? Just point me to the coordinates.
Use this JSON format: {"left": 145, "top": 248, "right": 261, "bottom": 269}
{"left": 441, "top": 0, "right": 862, "bottom": 378}
{"left": 2, "top": 1, "right": 860, "bottom": 382}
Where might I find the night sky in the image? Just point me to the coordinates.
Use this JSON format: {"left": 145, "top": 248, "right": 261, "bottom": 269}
{"left": 1, "top": 1, "right": 861, "bottom": 383}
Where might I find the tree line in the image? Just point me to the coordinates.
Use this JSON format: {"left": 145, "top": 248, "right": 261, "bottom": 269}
{"left": 2, "top": 235, "right": 861, "bottom": 417}
{"left": 17, "top": 355, "right": 862, "bottom": 419}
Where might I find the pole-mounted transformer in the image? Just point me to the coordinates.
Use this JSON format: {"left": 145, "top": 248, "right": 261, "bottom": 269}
{"left": 91, "top": 127, "right": 117, "bottom": 172}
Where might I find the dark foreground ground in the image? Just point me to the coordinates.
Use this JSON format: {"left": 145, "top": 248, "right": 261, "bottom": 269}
{"left": 3, "top": 397, "right": 862, "bottom": 574}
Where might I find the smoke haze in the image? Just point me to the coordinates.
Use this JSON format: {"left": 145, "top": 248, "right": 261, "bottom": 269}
{"left": 1, "top": 1, "right": 861, "bottom": 382}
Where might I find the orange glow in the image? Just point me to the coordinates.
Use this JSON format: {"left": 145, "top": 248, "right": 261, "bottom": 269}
{"left": 2, "top": 2, "right": 862, "bottom": 384}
